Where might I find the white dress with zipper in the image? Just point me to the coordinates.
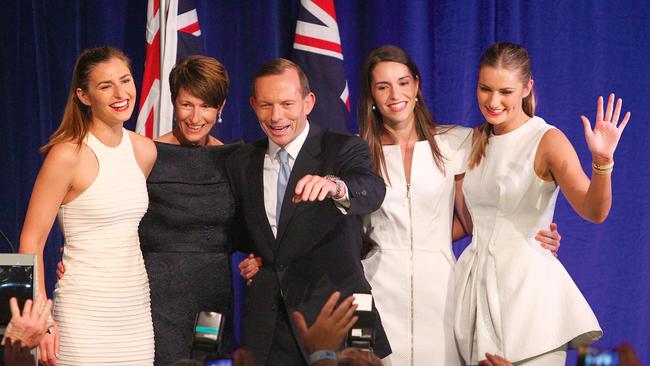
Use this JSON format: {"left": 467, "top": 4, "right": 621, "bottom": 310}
{"left": 363, "top": 125, "right": 472, "bottom": 366}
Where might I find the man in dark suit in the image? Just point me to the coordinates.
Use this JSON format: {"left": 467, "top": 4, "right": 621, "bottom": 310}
{"left": 227, "top": 58, "right": 390, "bottom": 366}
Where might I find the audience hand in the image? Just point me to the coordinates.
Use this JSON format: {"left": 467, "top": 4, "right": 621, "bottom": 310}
{"left": 535, "top": 222, "right": 561, "bottom": 257}
{"left": 3, "top": 339, "right": 36, "bottom": 366}
{"left": 2, "top": 297, "right": 52, "bottom": 349}
{"left": 233, "top": 348, "right": 255, "bottom": 366}
{"left": 337, "top": 347, "right": 383, "bottom": 366}
{"left": 2, "top": 296, "right": 56, "bottom": 366}
{"left": 238, "top": 253, "right": 262, "bottom": 286}
{"left": 479, "top": 353, "right": 513, "bottom": 366}
{"left": 292, "top": 291, "right": 358, "bottom": 354}
{"left": 617, "top": 341, "right": 642, "bottom": 366}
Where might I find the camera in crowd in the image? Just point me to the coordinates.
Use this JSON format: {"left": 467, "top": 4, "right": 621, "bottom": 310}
{"left": 346, "top": 293, "right": 375, "bottom": 353}
{"left": 191, "top": 311, "right": 232, "bottom": 366}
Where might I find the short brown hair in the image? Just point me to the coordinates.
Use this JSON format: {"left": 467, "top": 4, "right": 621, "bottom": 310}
{"left": 251, "top": 58, "right": 310, "bottom": 98}
{"left": 169, "top": 55, "right": 229, "bottom": 108}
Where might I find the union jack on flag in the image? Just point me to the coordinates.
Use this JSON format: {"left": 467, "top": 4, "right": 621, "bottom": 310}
{"left": 136, "top": 0, "right": 204, "bottom": 138}
{"left": 292, "top": 0, "right": 351, "bottom": 133}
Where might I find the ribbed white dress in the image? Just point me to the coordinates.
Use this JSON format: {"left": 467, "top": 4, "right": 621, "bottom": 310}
{"left": 54, "top": 130, "right": 154, "bottom": 365}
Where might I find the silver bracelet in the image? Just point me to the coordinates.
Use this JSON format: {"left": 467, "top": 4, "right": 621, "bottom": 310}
{"left": 324, "top": 175, "right": 343, "bottom": 198}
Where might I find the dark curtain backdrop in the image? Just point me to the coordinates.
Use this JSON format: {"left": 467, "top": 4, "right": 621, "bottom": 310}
{"left": 1, "top": 0, "right": 648, "bottom": 362}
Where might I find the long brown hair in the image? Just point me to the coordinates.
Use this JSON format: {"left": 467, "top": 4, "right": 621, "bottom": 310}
{"left": 41, "top": 46, "right": 132, "bottom": 154}
{"left": 358, "top": 45, "right": 445, "bottom": 182}
{"left": 468, "top": 42, "right": 535, "bottom": 169}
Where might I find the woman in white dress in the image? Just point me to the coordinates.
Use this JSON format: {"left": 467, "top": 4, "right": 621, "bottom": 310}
{"left": 19, "top": 46, "right": 157, "bottom": 365}
{"left": 454, "top": 42, "right": 629, "bottom": 365}
{"left": 357, "top": 45, "right": 561, "bottom": 366}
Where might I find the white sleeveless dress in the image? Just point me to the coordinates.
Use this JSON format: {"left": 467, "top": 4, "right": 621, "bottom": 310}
{"left": 54, "top": 130, "right": 154, "bottom": 365}
{"left": 454, "top": 117, "right": 602, "bottom": 364}
{"left": 363, "top": 126, "right": 472, "bottom": 366}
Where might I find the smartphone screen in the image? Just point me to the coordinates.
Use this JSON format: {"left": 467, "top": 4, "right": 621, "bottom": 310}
{"left": 205, "top": 359, "right": 233, "bottom": 366}
{"left": 578, "top": 347, "right": 619, "bottom": 366}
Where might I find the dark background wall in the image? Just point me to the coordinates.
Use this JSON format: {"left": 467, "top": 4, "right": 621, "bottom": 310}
{"left": 1, "top": 0, "right": 648, "bottom": 362}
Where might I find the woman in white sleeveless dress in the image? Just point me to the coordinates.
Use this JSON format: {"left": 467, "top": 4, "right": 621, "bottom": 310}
{"left": 19, "top": 47, "right": 157, "bottom": 365}
{"left": 356, "top": 45, "right": 561, "bottom": 366}
{"left": 454, "top": 42, "right": 630, "bottom": 365}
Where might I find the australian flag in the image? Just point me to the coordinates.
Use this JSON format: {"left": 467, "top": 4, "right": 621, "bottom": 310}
{"left": 292, "top": 0, "right": 351, "bottom": 133}
{"left": 137, "top": 0, "right": 204, "bottom": 138}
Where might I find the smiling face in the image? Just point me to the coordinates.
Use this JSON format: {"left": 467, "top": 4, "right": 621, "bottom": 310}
{"left": 370, "top": 61, "right": 419, "bottom": 129}
{"left": 477, "top": 65, "right": 533, "bottom": 134}
{"left": 250, "top": 68, "right": 315, "bottom": 147}
{"left": 76, "top": 57, "right": 136, "bottom": 127}
{"left": 174, "top": 88, "right": 220, "bottom": 146}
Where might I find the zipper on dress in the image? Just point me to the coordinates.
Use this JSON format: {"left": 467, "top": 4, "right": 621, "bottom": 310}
{"left": 407, "top": 183, "right": 415, "bottom": 366}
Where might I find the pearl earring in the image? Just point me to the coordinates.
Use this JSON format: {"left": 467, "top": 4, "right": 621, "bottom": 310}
{"left": 372, "top": 105, "right": 376, "bottom": 111}
{"left": 217, "top": 113, "right": 223, "bottom": 124}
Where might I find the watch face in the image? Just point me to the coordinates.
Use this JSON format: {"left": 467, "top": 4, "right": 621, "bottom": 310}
{"left": 323, "top": 175, "right": 343, "bottom": 198}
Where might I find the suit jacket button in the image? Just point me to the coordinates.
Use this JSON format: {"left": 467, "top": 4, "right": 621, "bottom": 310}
{"left": 361, "top": 190, "right": 367, "bottom": 196}
{"left": 277, "top": 264, "right": 285, "bottom": 271}
{"left": 271, "top": 304, "right": 277, "bottom": 311}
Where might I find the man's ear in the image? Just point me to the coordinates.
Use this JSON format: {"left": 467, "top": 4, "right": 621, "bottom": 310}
{"left": 303, "top": 92, "right": 316, "bottom": 115}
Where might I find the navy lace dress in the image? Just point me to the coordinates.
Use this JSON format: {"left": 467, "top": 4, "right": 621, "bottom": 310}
{"left": 139, "top": 141, "right": 240, "bottom": 365}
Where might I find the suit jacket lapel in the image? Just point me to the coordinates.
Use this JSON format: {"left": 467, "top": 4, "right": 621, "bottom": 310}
{"left": 276, "top": 125, "right": 323, "bottom": 243}
{"left": 247, "top": 141, "right": 276, "bottom": 259}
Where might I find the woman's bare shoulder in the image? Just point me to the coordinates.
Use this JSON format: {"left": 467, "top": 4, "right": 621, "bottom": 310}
{"left": 45, "top": 141, "right": 83, "bottom": 168}
{"left": 127, "top": 130, "right": 157, "bottom": 165}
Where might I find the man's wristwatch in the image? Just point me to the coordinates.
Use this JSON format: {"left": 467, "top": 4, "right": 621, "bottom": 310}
{"left": 324, "top": 175, "right": 343, "bottom": 199}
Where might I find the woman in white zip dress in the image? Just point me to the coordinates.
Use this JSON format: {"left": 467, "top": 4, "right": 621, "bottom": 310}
{"left": 357, "top": 45, "right": 561, "bottom": 366}
{"left": 454, "top": 42, "right": 629, "bottom": 365}
{"left": 19, "top": 47, "right": 157, "bottom": 365}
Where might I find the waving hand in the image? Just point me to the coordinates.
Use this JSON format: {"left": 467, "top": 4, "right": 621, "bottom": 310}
{"left": 580, "top": 93, "right": 630, "bottom": 161}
